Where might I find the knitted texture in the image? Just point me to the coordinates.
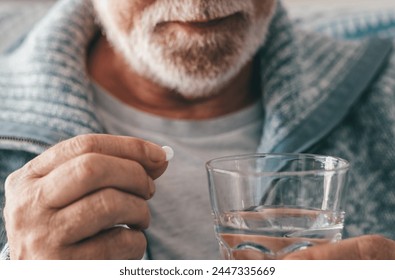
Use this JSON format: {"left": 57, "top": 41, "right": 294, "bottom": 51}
{"left": 0, "top": 0, "right": 102, "bottom": 155}
{"left": 286, "top": 0, "right": 395, "bottom": 39}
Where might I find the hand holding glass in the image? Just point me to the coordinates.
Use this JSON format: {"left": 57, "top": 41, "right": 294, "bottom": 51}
{"left": 206, "top": 153, "right": 349, "bottom": 260}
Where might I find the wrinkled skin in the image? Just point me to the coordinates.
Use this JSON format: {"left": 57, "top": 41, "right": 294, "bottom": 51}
{"left": 4, "top": 134, "right": 168, "bottom": 259}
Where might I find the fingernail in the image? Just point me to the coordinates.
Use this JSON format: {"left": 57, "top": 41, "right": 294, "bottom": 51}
{"left": 162, "top": 146, "right": 174, "bottom": 161}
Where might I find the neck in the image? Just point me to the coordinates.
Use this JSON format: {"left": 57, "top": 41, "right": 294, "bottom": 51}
{"left": 87, "top": 35, "right": 260, "bottom": 120}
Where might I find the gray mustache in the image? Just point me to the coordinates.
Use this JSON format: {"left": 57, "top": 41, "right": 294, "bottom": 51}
{"left": 141, "top": 0, "right": 254, "bottom": 23}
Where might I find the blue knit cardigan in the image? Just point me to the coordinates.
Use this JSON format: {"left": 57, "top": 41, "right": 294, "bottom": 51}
{"left": 1, "top": 0, "right": 395, "bottom": 259}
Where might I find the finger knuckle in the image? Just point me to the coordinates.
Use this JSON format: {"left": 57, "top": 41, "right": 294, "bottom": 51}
{"left": 120, "top": 229, "right": 147, "bottom": 259}
{"left": 73, "top": 154, "right": 101, "bottom": 181}
{"left": 4, "top": 168, "right": 45, "bottom": 215}
{"left": 96, "top": 188, "right": 121, "bottom": 216}
{"left": 130, "top": 199, "right": 150, "bottom": 229}
{"left": 4, "top": 164, "right": 36, "bottom": 193}
{"left": 23, "top": 160, "right": 42, "bottom": 178}
{"left": 70, "top": 134, "right": 100, "bottom": 155}
{"left": 128, "top": 162, "right": 153, "bottom": 199}
{"left": 4, "top": 171, "right": 19, "bottom": 194}
{"left": 133, "top": 139, "right": 150, "bottom": 157}
{"left": 140, "top": 204, "right": 151, "bottom": 229}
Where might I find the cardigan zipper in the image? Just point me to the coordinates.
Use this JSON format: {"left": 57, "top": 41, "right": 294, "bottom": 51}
{"left": 0, "top": 136, "right": 51, "bottom": 149}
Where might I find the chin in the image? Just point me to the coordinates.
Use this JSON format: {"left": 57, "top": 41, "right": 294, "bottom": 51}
{"left": 94, "top": 0, "right": 276, "bottom": 99}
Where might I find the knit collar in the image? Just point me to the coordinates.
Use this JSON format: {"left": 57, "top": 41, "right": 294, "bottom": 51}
{"left": 0, "top": 0, "right": 100, "bottom": 151}
{"left": 0, "top": 0, "right": 392, "bottom": 153}
{"left": 257, "top": 2, "right": 392, "bottom": 152}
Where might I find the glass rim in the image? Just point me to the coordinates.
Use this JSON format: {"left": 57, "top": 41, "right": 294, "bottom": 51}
{"left": 206, "top": 153, "right": 350, "bottom": 177}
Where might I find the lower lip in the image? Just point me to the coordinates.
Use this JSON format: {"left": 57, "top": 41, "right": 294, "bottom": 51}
{"left": 156, "top": 12, "right": 244, "bottom": 32}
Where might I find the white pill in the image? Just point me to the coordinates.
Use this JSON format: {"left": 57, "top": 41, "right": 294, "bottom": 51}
{"left": 162, "top": 146, "right": 174, "bottom": 161}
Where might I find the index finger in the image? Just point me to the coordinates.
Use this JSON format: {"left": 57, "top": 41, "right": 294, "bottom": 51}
{"left": 24, "top": 134, "right": 168, "bottom": 178}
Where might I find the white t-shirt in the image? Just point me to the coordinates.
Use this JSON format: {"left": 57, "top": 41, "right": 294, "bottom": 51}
{"left": 93, "top": 83, "right": 263, "bottom": 259}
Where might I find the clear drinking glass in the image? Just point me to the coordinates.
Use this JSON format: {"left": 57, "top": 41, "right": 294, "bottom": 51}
{"left": 206, "top": 153, "right": 350, "bottom": 260}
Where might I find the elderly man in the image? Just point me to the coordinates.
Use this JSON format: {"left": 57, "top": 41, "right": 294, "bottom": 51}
{"left": 1, "top": 0, "right": 395, "bottom": 259}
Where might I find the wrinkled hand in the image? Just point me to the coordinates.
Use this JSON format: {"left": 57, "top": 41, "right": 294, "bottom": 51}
{"left": 4, "top": 134, "right": 168, "bottom": 260}
{"left": 283, "top": 235, "right": 395, "bottom": 260}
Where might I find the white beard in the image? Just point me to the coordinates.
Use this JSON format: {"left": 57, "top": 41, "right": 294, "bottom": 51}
{"left": 93, "top": 0, "right": 276, "bottom": 99}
